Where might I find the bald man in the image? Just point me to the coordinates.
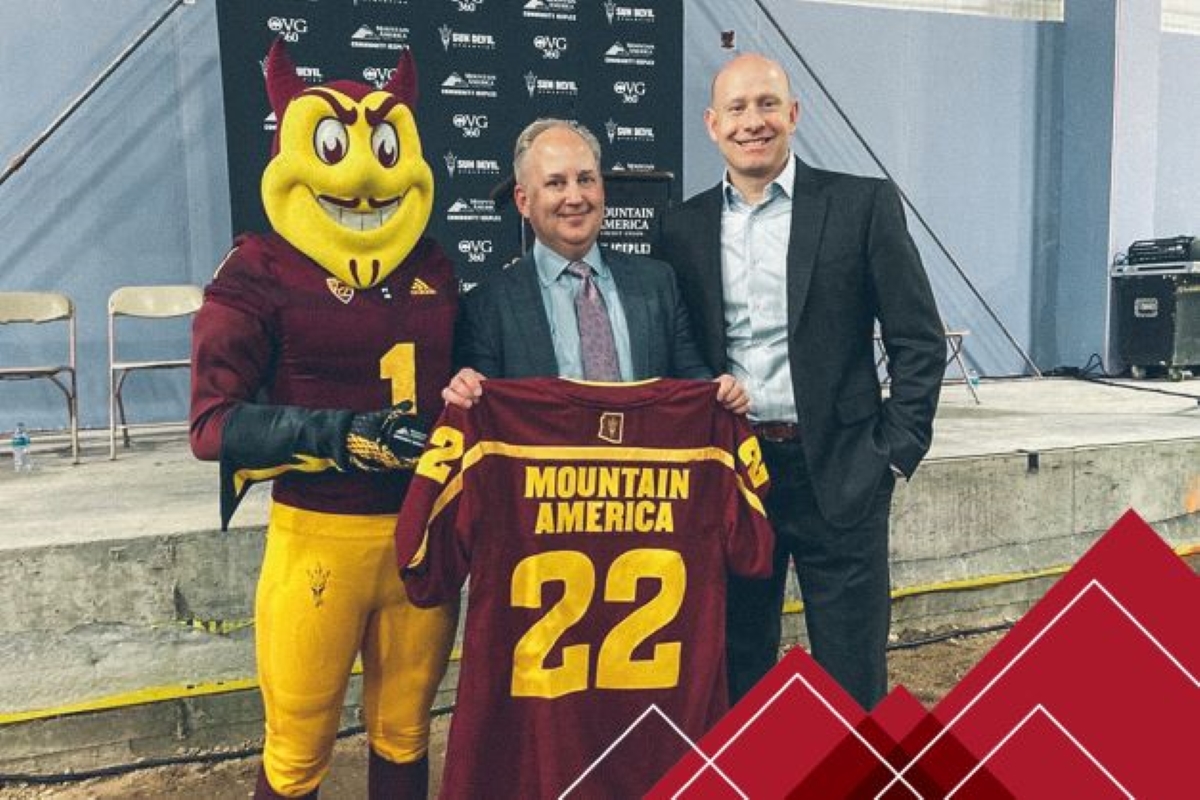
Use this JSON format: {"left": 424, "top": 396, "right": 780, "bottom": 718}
{"left": 659, "top": 53, "right": 945, "bottom": 710}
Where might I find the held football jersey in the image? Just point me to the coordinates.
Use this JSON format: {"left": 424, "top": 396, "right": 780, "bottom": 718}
{"left": 395, "top": 378, "right": 774, "bottom": 799}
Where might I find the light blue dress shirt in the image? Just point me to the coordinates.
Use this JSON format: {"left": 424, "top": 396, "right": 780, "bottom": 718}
{"left": 720, "top": 155, "right": 798, "bottom": 423}
{"left": 533, "top": 240, "right": 634, "bottom": 380}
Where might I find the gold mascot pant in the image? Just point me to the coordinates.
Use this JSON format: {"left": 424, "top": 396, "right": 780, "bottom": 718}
{"left": 256, "top": 503, "right": 457, "bottom": 796}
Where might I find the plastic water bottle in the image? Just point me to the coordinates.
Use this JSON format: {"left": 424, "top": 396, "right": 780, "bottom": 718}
{"left": 966, "top": 369, "right": 981, "bottom": 389}
{"left": 11, "top": 423, "right": 32, "bottom": 472}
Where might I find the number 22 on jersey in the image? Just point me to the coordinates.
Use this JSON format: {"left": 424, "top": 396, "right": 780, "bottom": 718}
{"left": 510, "top": 548, "right": 685, "bottom": 699}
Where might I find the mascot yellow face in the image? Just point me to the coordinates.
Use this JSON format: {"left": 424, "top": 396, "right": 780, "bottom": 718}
{"left": 261, "top": 41, "right": 433, "bottom": 288}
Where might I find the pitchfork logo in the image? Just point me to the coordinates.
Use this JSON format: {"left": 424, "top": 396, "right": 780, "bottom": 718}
{"left": 438, "top": 25, "right": 453, "bottom": 51}
{"left": 603, "top": 0, "right": 616, "bottom": 24}
{"left": 605, "top": 118, "right": 617, "bottom": 144}
{"left": 444, "top": 151, "right": 458, "bottom": 178}
{"left": 524, "top": 71, "right": 538, "bottom": 98}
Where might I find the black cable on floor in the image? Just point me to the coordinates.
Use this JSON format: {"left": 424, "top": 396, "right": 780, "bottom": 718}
{"left": 886, "top": 621, "right": 1013, "bottom": 652}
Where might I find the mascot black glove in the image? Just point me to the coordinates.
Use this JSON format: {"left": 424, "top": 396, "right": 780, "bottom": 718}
{"left": 345, "top": 402, "right": 428, "bottom": 472}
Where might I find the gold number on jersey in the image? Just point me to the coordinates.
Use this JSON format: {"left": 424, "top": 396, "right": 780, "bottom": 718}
{"left": 380, "top": 342, "right": 417, "bottom": 409}
{"left": 415, "top": 427, "right": 464, "bottom": 484}
{"left": 509, "top": 548, "right": 685, "bottom": 698}
{"left": 596, "top": 550, "right": 684, "bottom": 689}
{"left": 738, "top": 437, "right": 768, "bottom": 488}
{"left": 511, "top": 550, "right": 594, "bottom": 699}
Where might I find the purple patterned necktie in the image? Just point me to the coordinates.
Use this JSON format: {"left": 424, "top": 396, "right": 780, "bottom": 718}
{"left": 566, "top": 260, "right": 620, "bottom": 381}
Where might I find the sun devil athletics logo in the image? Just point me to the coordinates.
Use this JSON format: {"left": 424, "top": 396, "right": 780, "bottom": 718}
{"left": 525, "top": 71, "right": 579, "bottom": 98}
{"left": 439, "top": 25, "right": 497, "bottom": 52}
{"left": 603, "top": 1, "right": 656, "bottom": 25}
{"left": 444, "top": 151, "right": 501, "bottom": 179}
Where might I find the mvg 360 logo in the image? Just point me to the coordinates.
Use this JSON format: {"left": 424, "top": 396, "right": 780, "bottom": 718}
{"left": 534, "top": 35, "right": 568, "bottom": 59}
{"left": 267, "top": 17, "right": 308, "bottom": 42}
{"left": 458, "top": 239, "right": 494, "bottom": 263}
{"left": 613, "top": 80, "right": 647, "bottom": 103}
{"left": 453, "top": 113, "right": 489, "bottom": 138}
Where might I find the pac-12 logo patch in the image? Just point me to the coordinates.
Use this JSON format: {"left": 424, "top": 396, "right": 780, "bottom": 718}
{"left": 326, "top": 277, "right": 355, "bottom": 304}
{"left": 597, "top": 412, "right": 624, "bottom": 444}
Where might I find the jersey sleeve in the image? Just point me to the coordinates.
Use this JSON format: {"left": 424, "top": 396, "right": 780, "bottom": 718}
{"left": 723, "top": 415, "right": 775, "bottom": 579}
{"left": 395, "top": 408, "right": 474, "bottom": 607}
{"left": 190, "top": 242, "right": 348, "bottom": 529}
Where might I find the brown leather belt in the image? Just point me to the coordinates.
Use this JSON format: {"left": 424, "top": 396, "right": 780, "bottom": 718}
{"left": 752, "top": 421, "right": 801, "bottom": 443}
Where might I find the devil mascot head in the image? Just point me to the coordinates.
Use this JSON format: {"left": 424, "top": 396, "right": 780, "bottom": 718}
{"left": 189, "top": 40, "right": 458, "bottom": 800}
{"left": 261, "top": 40, "right": 434, "bottom": 288}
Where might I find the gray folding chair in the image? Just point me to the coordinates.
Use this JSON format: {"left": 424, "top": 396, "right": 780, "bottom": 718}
{"left": 108, "top": 284, "right": 203, "bottom": 459}
{"left": 0, "top": 292, "right": 80, "bottom": 464}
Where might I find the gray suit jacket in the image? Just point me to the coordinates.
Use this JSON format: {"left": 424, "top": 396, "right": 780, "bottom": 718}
{"left": 660, "top": 157, "right": 945, "bottom": 527}
{"left": 456, "top": 247, "right": 712, "bottom": 381}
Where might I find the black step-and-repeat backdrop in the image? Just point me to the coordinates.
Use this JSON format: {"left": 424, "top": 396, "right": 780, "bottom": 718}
{"left": 215, "top": 0, "right": 682, "bottom": 283}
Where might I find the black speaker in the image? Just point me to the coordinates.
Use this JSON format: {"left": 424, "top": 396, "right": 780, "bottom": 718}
{"left": 1113, "top": 272, "right": 1200, "bottom": 378}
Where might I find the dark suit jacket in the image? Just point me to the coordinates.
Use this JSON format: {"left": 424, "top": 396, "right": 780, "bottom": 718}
{"left": 456, "top": 247, "right": 712, "bottom": 381}
{"left": 660, "top": 157, "right": 945, "bottom": 528}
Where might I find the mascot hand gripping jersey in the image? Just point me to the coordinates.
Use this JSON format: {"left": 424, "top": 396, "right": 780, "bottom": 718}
{"left": 190, "top": 41, "right": 457, "bottom": 800}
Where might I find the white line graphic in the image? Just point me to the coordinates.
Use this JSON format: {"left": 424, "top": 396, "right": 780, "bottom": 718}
{"left": 875, "top": 578, "right": 1198, "bottom": 798}
{"left": 570, "top": 577, "right": 1196, "bottom": 799}
{"left": 559, "top": 704, "right": 747, "bottom": 799}
{"left": 946, "top": 704, "right": 1133, "bottom": 798}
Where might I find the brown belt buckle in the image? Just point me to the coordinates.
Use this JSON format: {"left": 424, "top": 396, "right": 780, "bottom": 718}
{"left": 753, "top": 421, "right": 800, "bottom": 443}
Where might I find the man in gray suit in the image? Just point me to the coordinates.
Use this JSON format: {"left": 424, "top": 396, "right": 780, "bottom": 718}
{"left": 660, "top": 54, "right": 945, "bottom": 710}
{"left": 443, "top": 118, "right": 747, "bottom": 411}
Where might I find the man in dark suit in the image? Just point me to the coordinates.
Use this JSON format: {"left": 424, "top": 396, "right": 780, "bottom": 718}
{"left": 659, "top": 53, "right": 945, "bottom": 710}
{"left": 443, "top": 118, "right": 748, "bottom": 411}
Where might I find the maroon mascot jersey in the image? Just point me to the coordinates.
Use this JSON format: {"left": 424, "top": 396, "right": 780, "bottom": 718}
{"left": 395, "top": 378, "right": 774, "bottom": 799}
{"left": 190, "top": 232, "right": 456, "bottom": 515}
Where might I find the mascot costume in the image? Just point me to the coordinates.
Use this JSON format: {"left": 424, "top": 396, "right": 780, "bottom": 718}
{"left": 190, "top": 41, "right": 457, "bottom": 799}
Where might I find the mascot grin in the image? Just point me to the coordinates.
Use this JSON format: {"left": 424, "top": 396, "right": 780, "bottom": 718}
{"left": 261, "top": 42, "right": 434, "bottom": 289}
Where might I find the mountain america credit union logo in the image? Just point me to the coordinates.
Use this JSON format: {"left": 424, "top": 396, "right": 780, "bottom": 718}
{"left": 441, "top": 72, "right": 499, "bottom": 99}
{"left": 524, "top": 0, "right": 578, "bottom": 22}
{"left": 446, "top": 197, "right": 502, "bottom": 223}
{"left": 605, "top": 41, "right": 656, "bottom": 66}
{"left": 349, "top": 24, "right": 410, "bottom": 50}
{"left": 525, "top": 71, "right": 580, "bottom": 98}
